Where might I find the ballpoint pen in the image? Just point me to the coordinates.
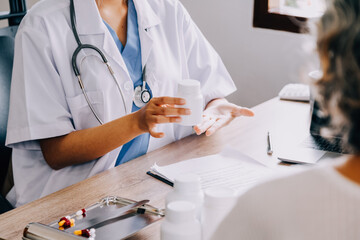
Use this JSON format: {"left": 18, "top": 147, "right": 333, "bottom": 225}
{"left": 267, "top": 131, "right": 273, "bottom": 155}
{"left": 146, "top": 171, "right": 174, "bottom": 187}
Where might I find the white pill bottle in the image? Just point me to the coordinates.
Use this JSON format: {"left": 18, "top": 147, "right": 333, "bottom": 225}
{"left": 177, "top": 79, "right": 203, "bottom": 126}
{"left": 165, "top": 173, "right": 204, "bottom": 219}
{"left": 161, "top": 201, "right": 202, "bottom": 240}
{"left": 201, "top": 187, "right": 238, "bottom": 240}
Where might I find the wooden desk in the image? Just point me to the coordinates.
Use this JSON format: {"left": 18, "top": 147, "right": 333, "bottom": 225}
{"left": 0, "top": 98, "right": 310, "bottom": 239}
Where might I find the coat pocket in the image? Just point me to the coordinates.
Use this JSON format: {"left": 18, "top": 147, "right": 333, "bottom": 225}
{"left": 66, "top": 91, "right": 104, "bottom": 130}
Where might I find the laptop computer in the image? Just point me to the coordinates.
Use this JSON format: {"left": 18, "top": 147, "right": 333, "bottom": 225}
{"left": 277, "top": 98, "right": 346, "bottom": 164}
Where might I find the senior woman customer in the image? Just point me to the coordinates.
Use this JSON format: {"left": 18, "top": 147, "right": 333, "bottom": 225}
{"left": 212, "top": 0, "right": 360, "bottom": 239}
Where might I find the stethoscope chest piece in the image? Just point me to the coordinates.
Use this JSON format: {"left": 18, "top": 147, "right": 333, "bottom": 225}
{"left": 134, "top": 85, "right": 151, "bottom": 108}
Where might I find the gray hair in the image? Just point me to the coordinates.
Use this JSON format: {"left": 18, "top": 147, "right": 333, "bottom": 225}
{"left": 315, "top": 0, "right": 360, "bottom": 153}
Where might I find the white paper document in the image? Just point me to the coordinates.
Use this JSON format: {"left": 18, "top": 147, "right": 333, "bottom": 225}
{"left": 150, "top": 148, "right": 272, "bottom": 193}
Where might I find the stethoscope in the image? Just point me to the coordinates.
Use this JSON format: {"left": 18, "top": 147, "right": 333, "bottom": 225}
{"left": 70, "top": 0, "right": 151, "bottom": 125}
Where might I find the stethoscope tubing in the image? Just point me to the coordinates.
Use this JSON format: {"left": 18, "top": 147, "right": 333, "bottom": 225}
{"left": 71, "top": 44, "right": 108, "bottom": 77}
{"left": 69, "top": 0, "right": 130, "bottom": 124}
{"left": 76, "top": 75, "right": 104, "bottom": 125}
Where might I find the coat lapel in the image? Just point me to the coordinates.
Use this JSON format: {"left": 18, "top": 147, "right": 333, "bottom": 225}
{"left": 132, "top": 0, "right": 161, "bottom": 70}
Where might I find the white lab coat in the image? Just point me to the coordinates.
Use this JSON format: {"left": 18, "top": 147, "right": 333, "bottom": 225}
{"left": 6, "top": 0, "right": 236, "bottom": 207}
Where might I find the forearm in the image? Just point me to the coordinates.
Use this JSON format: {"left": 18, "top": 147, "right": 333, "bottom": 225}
{"left": 40, "top": 112, "right": 144, "bottom": 170}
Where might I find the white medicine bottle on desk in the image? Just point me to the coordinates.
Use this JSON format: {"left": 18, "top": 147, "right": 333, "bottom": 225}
{"left": 161, "top": 201, "right": 201, "bottom": 240}
{"left": 177, "top": 79, "right": 203, "bottom": 126}
{"left": 201, "top": 187, "right": 237, "bottom": 240}
{"left": 165, "top": 173, "right": 203, "bottom": 219}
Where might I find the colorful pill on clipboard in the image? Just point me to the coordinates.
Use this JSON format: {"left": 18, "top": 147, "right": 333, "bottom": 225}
{"left": 76, "top": 208, "right": 86, "bottom": 217}
{"left": 76, "top": 208, "right": 87, "bottom": 219}
{"left": 74, "top": 228, "right": 96, "bottom": 238}
{"left": 58, "top": 216, "right": 75, "bottom": 229}
{"left": 58, "top": 219, "right": 66, "bottom": 227}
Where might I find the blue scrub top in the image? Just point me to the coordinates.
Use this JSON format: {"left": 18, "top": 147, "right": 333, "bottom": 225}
{"left": 103, "top": 0, "right": 151, "bottom": 166}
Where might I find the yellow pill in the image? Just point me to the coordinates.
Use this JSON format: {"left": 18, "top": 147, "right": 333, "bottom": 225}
{"left": 58, "top": 220, "right": 65, "bottom": 227}
{"left": 59, "top": 226, "right": 64, "bottom": 231}
{"left": 74, "top": 230, "right": 82, "bottom": 236}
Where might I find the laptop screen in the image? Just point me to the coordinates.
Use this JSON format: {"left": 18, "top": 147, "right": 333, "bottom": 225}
{"left": 309, "top": 97, "right": 345, "bottom": 153}
{"left": 309, "top": 100, "right": 330, "bottom": 136}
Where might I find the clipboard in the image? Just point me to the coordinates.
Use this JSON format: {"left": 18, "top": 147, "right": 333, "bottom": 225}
{"left": 23, "top": 196, "right": 164, "bottom": 240}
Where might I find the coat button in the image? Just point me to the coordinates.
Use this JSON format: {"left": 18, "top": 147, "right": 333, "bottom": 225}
{"left": 124, "top": 81, "right": 133, "bottom": 91}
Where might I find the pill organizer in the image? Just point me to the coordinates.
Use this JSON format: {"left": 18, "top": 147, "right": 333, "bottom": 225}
{"left": 23, "top": 196, "right": 164, "bottom": 240}
{"left": 278, "top": 83, "right": 310, "bottom": 102}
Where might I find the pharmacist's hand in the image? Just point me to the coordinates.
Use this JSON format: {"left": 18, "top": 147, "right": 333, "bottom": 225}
{"left": 194, "top": 98, "right": 254, "bottom": 136}
{"left": 136, "top": 97, "right": 191, "bottom": 138}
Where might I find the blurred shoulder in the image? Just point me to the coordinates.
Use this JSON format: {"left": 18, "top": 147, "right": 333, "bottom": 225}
{"left": 237, "top": 166, "right": 332, "bottom": 210}
{"left": 253, "top": 166, "right": 329, "bottom": 191}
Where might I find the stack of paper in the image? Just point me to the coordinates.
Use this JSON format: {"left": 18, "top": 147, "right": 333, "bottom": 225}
{"left": 149, "top": 148, "right": 273, "bottom": 193}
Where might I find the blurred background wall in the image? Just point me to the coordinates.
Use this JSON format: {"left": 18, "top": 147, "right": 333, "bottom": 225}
{"left": 0, "top": 0, "right": 317, "bottom": 107}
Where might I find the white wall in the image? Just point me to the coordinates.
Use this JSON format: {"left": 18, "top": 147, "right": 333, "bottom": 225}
{"left": 181, "top": 0, "right": 317, "bottom": 107}
{"left": 1, "top": 0, "right": 317, "bottom": 107}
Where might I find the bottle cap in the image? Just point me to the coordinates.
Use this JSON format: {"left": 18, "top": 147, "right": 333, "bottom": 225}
{"left": 177, "top": 79, "right": 201, "bottom": 96}
{"left": 166, "top": 201, "right": 196, "bottom": 223}
{"left": 204, "top": 187, "right": 237, "bottom": 208}
{"left": 174, "top": 173, "right": 201, "bottom": 193}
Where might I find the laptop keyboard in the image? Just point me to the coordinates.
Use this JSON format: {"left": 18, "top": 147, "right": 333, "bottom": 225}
{"left": 301, "top": 135, "right": 344, "bottom": 153}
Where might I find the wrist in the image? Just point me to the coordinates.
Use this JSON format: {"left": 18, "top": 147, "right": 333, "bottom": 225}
{"left": 131, "top": 111, "right": 147, "bottom": 135}
{"left": 205, "top": 98, "right": 227, "bottom": 109}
